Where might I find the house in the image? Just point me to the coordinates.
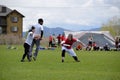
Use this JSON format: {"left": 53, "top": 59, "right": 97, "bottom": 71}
{"left": 0, "top": 5, "right": 24, "bottom": 37}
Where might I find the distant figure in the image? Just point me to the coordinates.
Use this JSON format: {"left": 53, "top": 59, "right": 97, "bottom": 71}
{"left": 92, "top": 42, "right": 99, "bottom": 51}
{"left": 29, "top": 18, "right": 44, "bottom": 61}
{"left": 52, "top": 34, "right": 56, "bottom": 47}
{"left": 115, "top": 37, "right": 119, "bottom": 50}
{"left": 86, "top": 45, "right": 91, "bottom": 51}
{"left": 61, "top": 33, "right": 66, "bottom": 41}
{"left": 49, "top": 35, "right": 53, "bottom": 47}
{"left": 88, "top": 35, "right": 93, "bottom": 47}
{"left": 61, "top": 34, "right": 80, "bottom": 62}
{"left": 118, "top": 39, "right": 120, "bottom": 49}
{"left": 86, "top": 35, "right": 93, "bottom": 51}
{"left": 103, "top": 43, "right": 110, "bottom": 51}
{"left": 57, "top": 34, "right": 61, "bottom": 47}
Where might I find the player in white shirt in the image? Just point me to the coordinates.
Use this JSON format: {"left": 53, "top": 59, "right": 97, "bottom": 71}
{"left": 29, "top": 18, "right": 44, "bottom": 61}
{"left": 21, "top": 26, "right": 37, "bottom": 62}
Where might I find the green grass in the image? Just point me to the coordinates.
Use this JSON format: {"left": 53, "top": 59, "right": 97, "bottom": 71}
{"left": 0, "top": 45, "right": 120, "bottom": 80}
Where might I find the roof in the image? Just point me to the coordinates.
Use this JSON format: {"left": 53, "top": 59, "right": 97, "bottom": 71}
{"left": 79, "top": 33, "right": 115, "bottom": 47}
{"left": 0, "top": 5, "right": 24, "bottom": 17}
{"left": 7, "top": 9, "right": 25, "bottom": 17}
{"left": 0, "top": 5, "right": 12, "bottom": 16}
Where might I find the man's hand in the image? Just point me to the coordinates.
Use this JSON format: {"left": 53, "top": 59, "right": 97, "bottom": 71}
{"left": 40, "top": 37, "right": 43, "bottom": 40}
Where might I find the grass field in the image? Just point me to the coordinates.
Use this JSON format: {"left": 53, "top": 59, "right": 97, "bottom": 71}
{"left": 0, "top": 45, "right": 120, "bottom": 80}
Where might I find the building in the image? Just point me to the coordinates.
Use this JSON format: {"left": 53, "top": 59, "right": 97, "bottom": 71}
{"left": 64, "top": 31, "right": 115, "bottom": 48}
{"left": 0, "top": 5, "right": 24, "bottom": 37}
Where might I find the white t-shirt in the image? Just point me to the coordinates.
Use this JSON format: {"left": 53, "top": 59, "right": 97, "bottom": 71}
{"left": 25, "top": 32, "right": 34, "bottom": 46}
{"left": 34, "top": 23, "right": 43, "bottom": 35}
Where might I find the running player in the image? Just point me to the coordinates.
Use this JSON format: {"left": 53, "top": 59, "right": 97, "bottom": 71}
{"left": 61, "top": 34, "right": 80, "bottom": 62}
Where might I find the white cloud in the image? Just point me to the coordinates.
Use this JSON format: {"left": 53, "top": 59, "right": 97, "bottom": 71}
{"left": 104, "top": 0, "right": 120, "bottom": 8}
{"left": 109, "top": 6, "right": 120, "bottom": 13}
{"left": 81, "top": 0, "right": 94, "bottom": 7}
{"left": 0, "top": 0, "right": 120, "bottom": 31}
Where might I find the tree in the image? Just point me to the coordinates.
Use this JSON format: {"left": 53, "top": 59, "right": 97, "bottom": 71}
{"left": 101, "top": 16, "right": 120, "bottom": 37}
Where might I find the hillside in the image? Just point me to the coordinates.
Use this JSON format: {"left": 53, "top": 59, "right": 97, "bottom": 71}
{"left": 23, "top": 27, "right": 69, "bottom": 37}
{"left": 23, "top": 27, "right": 100, "bottom": 37}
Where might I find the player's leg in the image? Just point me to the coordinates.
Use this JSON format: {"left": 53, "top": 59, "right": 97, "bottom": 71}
{"left": 68, "top": 49, "right": 80, "bottom": 62}
{"left": 33, "top": 39, "right": 40, "bottom": 60}
{"left": 27, "top": 45, "right": 31, "bottom": 62}
{"left": 72, "top": 56, "right": 80, "bottom": 62}
{"left": 61, "top": 50, "right": 66, "bottom": 62}
{"left": 61, "top": 46, "right": 66, "bottom": 62}
{"left": 29, "top": 39, "right": 35, "bottom": 57}
{"left": 21, "top": 43, "right": 29, "bottom": 62}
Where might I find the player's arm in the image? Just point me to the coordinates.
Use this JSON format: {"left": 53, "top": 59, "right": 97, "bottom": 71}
{"left": 63, "top": 44, "right": 70, "bottom": 47}
{"left": 76, "top": 39, "right": 81, "bottom": 43}
{"left": 40, "top": 25, "right": 44, "bottom": 39}
{"left": 61, "top": 41, "right": 70, "bottom": 47}
{"left": 76, "top": 39, "right": 86, "bottom": 47}
{"left": 40, "top": 30, "right": 43, "bottom": 39}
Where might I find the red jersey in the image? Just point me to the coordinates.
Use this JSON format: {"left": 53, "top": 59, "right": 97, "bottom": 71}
{"left": 63, "top": 38, "right": 77, "bottom": 49}
{"left": 49, "top": 35, "right": 53, "bottom": 41}
{"left": 92, "top": 43, "right": 96, "bottom": 47}
{"left": 57, "top": 35, "right": 61, "bottom": 41}
{"left": 61, "top": 35, "right": 66, "bottom": 41}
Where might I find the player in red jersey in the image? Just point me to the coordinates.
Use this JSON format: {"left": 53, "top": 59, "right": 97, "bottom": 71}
{"left": 57, "top": 34, "right": 62, "bottom": 46}
{"left": 61, "top": 34, "right": 80, "bottom": 62}
{"left": 61, "top": 33, "right": 66, "bottom": 41}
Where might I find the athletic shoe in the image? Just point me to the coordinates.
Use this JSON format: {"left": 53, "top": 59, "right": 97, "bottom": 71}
{"left": 62, "top": 59, "right": 64, "bottom": 62}
{"left": 33, "top": 57, "right": 36, "bottom": 61}
{"left": 21, "top": 59, "right": 24, "bottom": 62}
{"left": 76, "top": 60, "right": 80, "bottom": 62}
{"left": 28, "top": 59, "right": 31, "bottom": 62}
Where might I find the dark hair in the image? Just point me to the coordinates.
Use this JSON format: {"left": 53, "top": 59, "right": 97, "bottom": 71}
{"left": 38, "top": 18, "right": 43, "bottom": 23}
{"left": 29, "top": 26, "right": 35, "bottom": 32}
{"left": 31, "top": 26, "right": 35, "bottom": 29}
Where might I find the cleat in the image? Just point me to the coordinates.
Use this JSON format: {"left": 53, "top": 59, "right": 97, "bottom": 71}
{"left": 21, "top": 60, "right": 24, "bottom": 62}
{"left": 76, "top": 60, "right": 80, "bottom": 62}
{"left": 62, "top": 59, "right": 64, "bottom": 62}
{"left": 33, "top": 57, "right": 36, "bottom": 61}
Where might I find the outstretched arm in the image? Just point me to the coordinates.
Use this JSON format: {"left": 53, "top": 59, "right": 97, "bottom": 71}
{"left": 76, "top": 39, "right": 86, "bottom": 47}
{"left": 61, "top": 41, "right": 70, "bottom": 47}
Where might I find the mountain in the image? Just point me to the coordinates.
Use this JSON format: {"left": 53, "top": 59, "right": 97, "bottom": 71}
{"left": 89, "top": 28, "right": 101, "bottom": 31}
{"left": 22, "top": 32, "right": 27, "bottom": 37}
{"left": 44, "top": 26, "right": 71, "bottom": 37}
{"left": 22, "top": 27, "right": 101, "bottom": 37}
{"left": 23, "top": 26, "right": 69, "bottom": 37}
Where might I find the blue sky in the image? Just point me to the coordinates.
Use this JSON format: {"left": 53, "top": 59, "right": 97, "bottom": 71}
{"left": 0, "top": 0, "right": 120, "bottom": 31}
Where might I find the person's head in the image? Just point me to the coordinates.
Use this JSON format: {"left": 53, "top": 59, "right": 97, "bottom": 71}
{"left": 59, "top": 34, "right": 61, "bottom": 36}
{"left": 67, "top": 34, "right": 73, "bottom": 40}
{"left": 38, "top": 18, "right": 43, "bottom": 25}
{"left": 53, "top": 34, "right": 55, "bottom": 36}
{"left": 29, "top": 26, "right": 35, "bottom": 32}
{"left": 62, "top": 33, "right": 65, "bottom": 36}
{"left": 31, "top": 26, "right": 35, "bottom": 32}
